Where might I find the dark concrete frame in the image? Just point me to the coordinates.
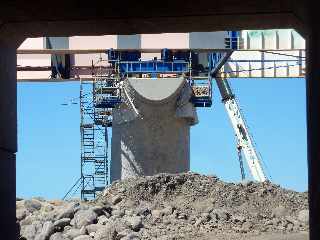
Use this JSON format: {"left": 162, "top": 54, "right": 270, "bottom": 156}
{"left": 0, "top": 1, "right": 317, "bottom": 239}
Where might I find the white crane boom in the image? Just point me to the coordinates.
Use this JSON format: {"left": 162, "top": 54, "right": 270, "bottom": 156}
{"left": 215, "top": 76, "right": 267, "bottom": 182}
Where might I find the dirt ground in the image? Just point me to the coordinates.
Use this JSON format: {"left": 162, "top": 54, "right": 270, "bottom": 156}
{"left": 17, "top": 172, "right": 309, "bottom": 240}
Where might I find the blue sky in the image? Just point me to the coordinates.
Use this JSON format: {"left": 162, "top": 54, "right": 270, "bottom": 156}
{"left": 16, "top": 77, "right": 307, "bottom": 199}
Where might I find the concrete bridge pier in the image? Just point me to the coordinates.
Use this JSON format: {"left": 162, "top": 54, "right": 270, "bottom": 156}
{"left": 111, "top": 78, "right": 198, "bottom": 182}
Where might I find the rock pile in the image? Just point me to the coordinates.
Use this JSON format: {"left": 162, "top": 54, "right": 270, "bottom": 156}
{"left": 17, "top": 172, "right": 309, "bottom": 240}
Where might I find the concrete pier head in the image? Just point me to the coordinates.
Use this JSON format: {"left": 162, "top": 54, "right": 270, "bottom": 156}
{"left": 111, "top": 78, "right": 198, "bottom": 182}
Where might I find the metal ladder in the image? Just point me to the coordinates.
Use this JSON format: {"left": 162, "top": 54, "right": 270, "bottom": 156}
{"left": 80, "top": 81, "right": 96, "bottom": 200}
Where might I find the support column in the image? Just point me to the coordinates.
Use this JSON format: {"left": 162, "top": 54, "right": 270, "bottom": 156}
{"left": 306, "top": 8, "right": 320, "bottom": 240}
{"left": 111, "top": 78, "right": 198, "bottom": 182}
{"left": 0, "top": 40, "right": 17, "bottom": 239}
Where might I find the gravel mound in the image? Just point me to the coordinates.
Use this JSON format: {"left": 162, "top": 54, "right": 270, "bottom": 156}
{"left": 17, "top": 172, "right": 309, "bottom": 240}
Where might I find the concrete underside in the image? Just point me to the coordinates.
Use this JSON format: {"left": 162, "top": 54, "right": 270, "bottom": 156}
{"left": 0, "top": 1, "right": 307, "bottom": 45}
{"left": 111, "top": 78, "right": 198, "bottom": 182}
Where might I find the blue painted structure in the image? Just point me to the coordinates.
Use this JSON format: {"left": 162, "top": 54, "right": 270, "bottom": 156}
{"left": 106, "top": 48, "right": 213, "bottom": 107}
{"left": 99, "top": 31, "right": 241, "bottom": 109}
{"left": 225, "top": 31, "right": 241, "bottom": 49}
{"left": 117, "top": 61, "right": 189, "bottom": 74}
{"left": 105, "top": 48, "right": 214, "bottom": 108}
{"left": 107, "top": 48, "right": 190, "bottom": 74}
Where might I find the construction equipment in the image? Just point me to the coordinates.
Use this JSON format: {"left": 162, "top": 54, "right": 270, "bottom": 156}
{"left": 207, "top": 31, "right": 267, "bottom": 182}
{"left": 64, "top": 31, "right": 309, "bottom": 200}
{"left": 93, "top": 32, "right": 267, "bottom": 185}
{"left": 214, "top": 75, "right": 267, "bottom": 182}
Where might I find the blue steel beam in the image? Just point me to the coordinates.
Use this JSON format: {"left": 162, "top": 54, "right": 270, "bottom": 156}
{"left": 116, "top": 61, "right": 189, "bottom": 74}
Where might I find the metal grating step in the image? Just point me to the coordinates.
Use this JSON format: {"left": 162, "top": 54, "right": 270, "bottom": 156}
{"left": 95, "top": 160, "right": 105, "bottom": 164}
{"left": 95, "top": 187, "right": 105, "bottom": 191}
{"left": 81, "top": 124, "right": 94, "bottom": 128}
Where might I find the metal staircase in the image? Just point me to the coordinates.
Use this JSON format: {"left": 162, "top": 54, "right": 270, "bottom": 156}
{"left": 80, "top": 81, "right": 96, "bottom": 200}
{"left": 79, "top": 65, "right": 118, "bottom": 200}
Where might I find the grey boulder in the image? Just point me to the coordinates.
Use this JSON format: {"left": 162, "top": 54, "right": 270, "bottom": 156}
{"left": 74, "top": 209, "right": 98, "bottom": 228}
{"left": 49, "top": 232, "right": 68, "bottom": 240}
{"left": 126, "top": 216, "right": 143, "bottom": 232}
{"left": 34, "top": 221, "right": 55, "bottom": 240}
{"left": 64, "top": 228, "right": 82, "bottom": 239}
{"left": 94, "top": 224, "right": 117, "bottom": 240}
{"left": 17, "top": 209, "right": 28, "bottom": 221}
{"left": 53, "top": 218, "right": 71, "bottom": 229}
{"left": 74, "top": 235, "right": 92, "bottom": 240}
{"left": 57, "top": 202, "right": 79, "bottom": 219}
{"left": 24, "top": 199, "right": 42, "bottom": 213}
{"left": 86, "top": 223, "right": 103, "bottom": 234}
